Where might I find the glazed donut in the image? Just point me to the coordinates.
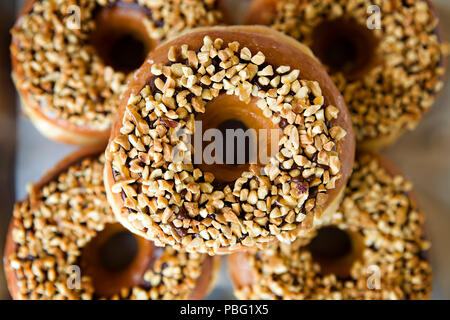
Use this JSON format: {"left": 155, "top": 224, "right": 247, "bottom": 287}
{"left": 3, "top": 147, "right": 220, "bottom": 300}
{"left": 229, "top": 152, "right": 432, "bottom": 300}
{"left": 11, "top": 0, "right": 230, "bottom": 146}
{"left": 246, "top": 0, "right": 447, "bottom": 149}
{"left": 104, "top": 26, "right": 355, "bottom": 255}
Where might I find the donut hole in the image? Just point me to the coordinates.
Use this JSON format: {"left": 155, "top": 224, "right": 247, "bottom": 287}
{"left": 195, "top": 94, "right": 281, "bottom": 185}
{"left": 80, "top": 224, "right": 153, "bottom": 297}
{"left": 101, "top": 34, "right": 148, "bottom": 73}
{"left": 99, "top": 232, "right": 138, "bottom": 271}
{"left": 312, "top": 19, "right": 378, "bottom": 80}
{"left": 308, "top": 226, "right": 363, "bottom": 278}
{"left": 91, "top": 3, "right": 156, "bottom": 73}
{"left": 216, "top": 119, "right": 252, "bottom": 167}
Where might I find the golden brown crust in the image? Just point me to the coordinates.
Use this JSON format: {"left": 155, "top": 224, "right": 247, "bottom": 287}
{"left": 17, "top": 92, "right": 111, "bottom": 146}
{"left": 245, "top": 0, "right": 277, "bottom": 27}
{"left": 4, "top": 146, "right": 218, "bottom": 300}
{"left": 3, "top": 218, "right": 21, "bottom": 300}
{"left": 228, "top": 152, "right": 431, "bottom": 300}
{"left": 216, "top": 0, "right": 234, "bottom": 26}
{"left": 190, "top": 256, "right": 222, "bottom": 300}
{"left": 105, "top": 25, "right": 355, "bottom": 254}
{"left": 227, "top": 249, "right": 254, "bottom": 291}
{"left": 245, "top": 0, "right": 447, "bottom": 150}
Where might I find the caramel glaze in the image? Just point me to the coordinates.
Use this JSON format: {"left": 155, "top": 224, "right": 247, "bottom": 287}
{"left": 11, "top": 0, "right": 232, "bottom": 146}
{"left": 308, "top": 230, "right": 364, "bottom": 279}
{"left": 244, "top": 0, "right": 447, "bottom": 150}
{"left": 3, "top": 146, "right": 219, "bottom": 299}
{"left": 227, "top": 151, "right": 430, "bottom": 293}
{"left": 79, "top": 223, "right": 156, "bottom": 298}
{"left": 104, "top": 26, "right": 355, "bottom": 253}
{"left": 90, "top": 2, "right": 158, "bottom": 73}
{"left": 196, "top": 94, "right": 280, "bottom": 184}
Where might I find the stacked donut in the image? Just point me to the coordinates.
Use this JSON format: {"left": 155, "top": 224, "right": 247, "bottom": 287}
{"left": 12, "top": 0, "right": 231, "bottom": 145}
{"left": 4, "top": 0, "right": 446, "bottom": 300}
{"left": 229, "top": 153, "right": 432, "bottom": 300}
{"left": 246, "top": 0, "right": 447, "bottom": 149}
{"left": 5, "top": 148, "right": 220, "bottom": 299}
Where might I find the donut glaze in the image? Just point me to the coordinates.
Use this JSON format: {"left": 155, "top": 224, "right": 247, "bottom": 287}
{"left": 104, "top": 26, "right": 355, "bottom": 255}
{"left": 4, "top": 147, "right": 220, "bottom": 300}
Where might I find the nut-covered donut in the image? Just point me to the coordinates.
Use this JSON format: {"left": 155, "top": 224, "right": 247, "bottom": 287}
{"left": 3, "top": 148, "right": 220, "bottom": 300}
{"left": 11, "top": 0, "right": 230, "bottom": 145}
{"left": 104, "top": 26, "right": 355, "bottom": 255}
{"left": 229, "top": 152, "right": 432, "bottom": 300}
{"left": 246, "top": 0, "right": 447, "bottom": 149}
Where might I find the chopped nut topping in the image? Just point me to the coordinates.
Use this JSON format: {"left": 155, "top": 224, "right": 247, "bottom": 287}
{"left": 12, "top": 0, "right": 224, "bottom": 131}
{"left": 266, "top": 0, "right": 447, "bottom": 143}
{"left": 6, "top": 154, "right": 206, "bottom": 300}
{"left": 107, "top": 35, "right": 346, "bottom": 255}
{"left": 236, "top": 154, "right": 432, "bottom": 300}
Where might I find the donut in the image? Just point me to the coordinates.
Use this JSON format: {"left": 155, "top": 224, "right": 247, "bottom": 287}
{"left": 11, "top": 0, "right": 230, "bottom": 146}
{"left": 3, "top": 147, "right": 220, "bottom": 299}
{"left": 104, "top": 26, "right": 355, "bottom": 255}
{"left": 245, "top": 0, "right": 447, "bottom": 149}
{"left": 228, "top": 152, "right": 432, "bottom": 300}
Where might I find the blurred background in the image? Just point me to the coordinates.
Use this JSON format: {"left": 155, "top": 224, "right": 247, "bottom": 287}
{"left": 1, "top": 0, "right": 449, "bottom": 300}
